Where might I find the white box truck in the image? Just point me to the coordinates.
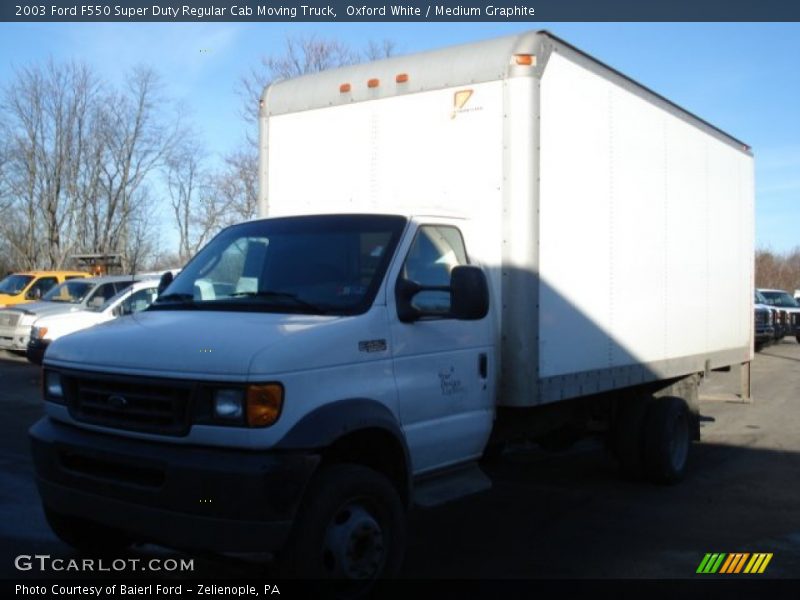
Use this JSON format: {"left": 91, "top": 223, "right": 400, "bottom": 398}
{"left": 30, "top": 31, "right": 754, "bottom": 581}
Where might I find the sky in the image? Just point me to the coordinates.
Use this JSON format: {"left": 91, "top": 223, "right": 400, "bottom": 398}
{"left": 0, "top": 21, "right": 797, "bottom": 254}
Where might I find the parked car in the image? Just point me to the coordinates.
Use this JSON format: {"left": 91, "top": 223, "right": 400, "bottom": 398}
{"left": 27, "top": 279, "right": 161, "bottom": 365}
{"left": 758, "top": 288, "right": 800, "bottom": 343}
{"left": 0, "top": 271, "right": 88, "bottom": 309}
{"left": 754, "top": 290, "right": 775, "bottom": 351}
{"left": 0, "top": 275, "right": 142, "bottom": 353}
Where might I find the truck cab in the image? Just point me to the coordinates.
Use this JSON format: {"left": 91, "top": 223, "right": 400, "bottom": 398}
{"left": 757, "top": 288, "right": 800, "bottom": 343}
{"left": 31, "top": 213, "right": 492, "bottom": 578}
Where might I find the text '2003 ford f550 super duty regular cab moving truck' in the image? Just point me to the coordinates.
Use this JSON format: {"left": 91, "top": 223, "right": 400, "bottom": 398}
{"left": 30, "top": 31, "right": 754, "bottom": 580}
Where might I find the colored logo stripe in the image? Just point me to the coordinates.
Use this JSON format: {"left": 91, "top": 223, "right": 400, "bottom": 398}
{"left": 697, "top": 553, "right": 726, "bottom": 573}
{"left": 744, "top": 553, "right": 773, "bottom": 574}
{"left": 720, "top": 553, "right": 749, "bottom": 573}
{"left": 697, "top": 552, "right": 773, "bottom": 574}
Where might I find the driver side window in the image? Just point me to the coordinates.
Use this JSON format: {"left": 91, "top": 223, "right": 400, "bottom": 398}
{"left": 401, "top": 225, "right": 468, "bottom": 314}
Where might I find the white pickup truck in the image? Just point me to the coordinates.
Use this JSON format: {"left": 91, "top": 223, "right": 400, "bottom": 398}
{"left": 26, "top": 279, "right": 160, "bottom": 365}
{"left": 30, "top": 31, "right": 753, "bottom": 582}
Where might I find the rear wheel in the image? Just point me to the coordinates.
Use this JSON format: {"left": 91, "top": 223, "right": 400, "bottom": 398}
{"left": 643, "top": 396, "right": 691, "bottom": 484}
{"left": 796, "top": 335, "right": 800, "bottom": 344}
{"left": 280, "top": 464, "right": 406, "bottom": 585}
{"left": 44, "top": 508, "right": 132, "bottom": 553}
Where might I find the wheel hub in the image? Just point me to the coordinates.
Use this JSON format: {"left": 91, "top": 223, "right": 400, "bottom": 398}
{"left": 323, "top": 503, "right": 385, "bottom": 579}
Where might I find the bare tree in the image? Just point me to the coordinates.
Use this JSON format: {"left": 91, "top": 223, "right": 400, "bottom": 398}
{"left": 0, "top": 60, "right": 99, "bottom": 268}
{"left": 0, "top": 61, "right": 182, "bottom": 271}
{"left": 755, "top": 247, "right": 800, "bottom": 293}
{"left": 165, "top": 137, "right": 229, "bottom": 261}
{"left": 239, "top": 34, "right": 361, "bottom": 129}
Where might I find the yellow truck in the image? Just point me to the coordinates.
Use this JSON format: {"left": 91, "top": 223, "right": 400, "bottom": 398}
{"left": 0, "top": 271, "right": 89, "bottom": 309}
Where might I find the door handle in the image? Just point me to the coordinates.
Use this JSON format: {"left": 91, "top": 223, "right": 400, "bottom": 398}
{"left": 478, "top": 353, "right": 488, "bottom": 379}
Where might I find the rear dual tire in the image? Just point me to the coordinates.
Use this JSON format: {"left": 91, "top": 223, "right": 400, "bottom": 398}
{"left": 612, "top": 395, "right": 691, "bottom": 484}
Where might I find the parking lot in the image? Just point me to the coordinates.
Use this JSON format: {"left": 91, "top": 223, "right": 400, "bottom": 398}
{"left": 1, "top": 342, "right": 799, "bottom": 579}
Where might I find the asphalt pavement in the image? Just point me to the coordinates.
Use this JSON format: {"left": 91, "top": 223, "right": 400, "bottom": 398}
{"left": 1, "top": 343, "right": 798, "bottom": 579}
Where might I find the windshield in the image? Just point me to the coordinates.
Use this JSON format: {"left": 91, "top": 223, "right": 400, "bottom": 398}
{"left": 759, "top": 290, "right": 798, "bottom": 308}
{"left": 754, "top": 290, "right": 768, "bottom": 304}
{"left": 152, "top": 215, "right": 407, "bottom": 315}
{"left": 0, "top": 274, "right": 33, "bottom": 295}
{"left": 43, "top": 280, "right": 93, "bottom": 304}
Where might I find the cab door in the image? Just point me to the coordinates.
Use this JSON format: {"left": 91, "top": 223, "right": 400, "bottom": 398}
{"left": 388, "top": 223, "right": 494, "bottom": 475}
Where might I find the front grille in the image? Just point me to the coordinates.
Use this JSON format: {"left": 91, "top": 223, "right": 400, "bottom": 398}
{"left": 0, "top": 312, "right": 20, "bottom": 328}
{"left": 67, "top": 375, "right": 193, "bottom": 436}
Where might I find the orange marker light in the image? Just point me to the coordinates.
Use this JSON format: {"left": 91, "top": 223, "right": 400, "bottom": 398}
{"left": 339, "top": 83, "right": 351, "bottom": 93}
{"left": 396, "top": 73, "right": 409, "bottom": 83}
{"left": 367, "top": 78, "right": 380, "bottom": 88}
{"left": 514, "top": 54, "right": 536, "bottom": 66}
{"left": 246, "top": 384, "right": 284, "bottom": 427}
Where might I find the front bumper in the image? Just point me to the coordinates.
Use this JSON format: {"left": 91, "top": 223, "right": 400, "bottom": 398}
{"left": 755, "top": 326, "right": 774, "bottom": 345}
{"left": 30, "top": 417, "right": 320, "bottom": 553}
{"left": 26, "top": 337, "right": 50, "bottom": 365}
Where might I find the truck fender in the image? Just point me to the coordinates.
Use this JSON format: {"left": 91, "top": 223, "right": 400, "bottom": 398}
{"left": 274, "top": 398, "right": 412, "bottom": 504}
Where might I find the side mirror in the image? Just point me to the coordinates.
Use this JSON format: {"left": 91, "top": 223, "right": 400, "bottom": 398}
{"left": 26, "top": 287, "right": 41, "bottom": 300}
{"left": 112, "top": 305, "right": 123, "bottom": 318}
{"left": 450, "top": 266, "right": 489, "bottom": 320}
{"left": 395, "top": 265, "right": 489, "bottom": 323}
{"left": 395, "top": 278, "right": 422, "bottom": 323}
{"left": 157, "top": 271, "right": 173, "bottom": 296}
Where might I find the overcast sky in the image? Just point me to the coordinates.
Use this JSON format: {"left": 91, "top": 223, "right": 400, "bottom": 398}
{"left": 0, "top": 22, "right": 797, "bottom": 252}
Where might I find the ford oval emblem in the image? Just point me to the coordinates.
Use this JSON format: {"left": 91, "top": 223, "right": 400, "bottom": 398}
{"left": 108, "top": 394, "right": 128, "bottom": 408}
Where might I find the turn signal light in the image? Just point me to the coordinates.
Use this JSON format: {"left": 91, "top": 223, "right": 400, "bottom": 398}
{"left": 246, "top": 384, "right": 284, "bottom": 427}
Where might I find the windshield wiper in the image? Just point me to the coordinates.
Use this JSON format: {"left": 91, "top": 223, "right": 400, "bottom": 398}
{"left": 226, "top": 291, "right": 328, "bottom": 314}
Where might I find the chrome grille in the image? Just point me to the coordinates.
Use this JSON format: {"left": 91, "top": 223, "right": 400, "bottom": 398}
{"left": 67, "top": 375, "right": 192, "bottom": 436}
{"left": 0, "top": 312, "right": 21, "bottom": 328}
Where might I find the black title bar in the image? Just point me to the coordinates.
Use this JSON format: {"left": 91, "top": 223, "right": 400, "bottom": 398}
{"left": 4, "top": 0, "right": 800, "bottom": 22}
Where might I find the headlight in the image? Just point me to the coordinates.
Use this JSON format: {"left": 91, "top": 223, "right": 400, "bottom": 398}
{"left": 31, "top": 326, "right": 48, "bottom": 340}
{"left": 213, "top": 389, "right": 244, "bottom": 421}
{"left": 206, "top": 384, "right": 284, "bottom": 427}
{"left": 44, "top": 371, "right": 64, "bottom": 399}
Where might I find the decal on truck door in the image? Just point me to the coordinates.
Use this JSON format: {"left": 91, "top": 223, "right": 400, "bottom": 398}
{"left": 438, "top": 366, "right": 465, "bottom": 396}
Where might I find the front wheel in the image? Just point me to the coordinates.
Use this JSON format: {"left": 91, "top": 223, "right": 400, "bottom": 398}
{"left": 281, "top": 463, "right": 406, "bottom": 583}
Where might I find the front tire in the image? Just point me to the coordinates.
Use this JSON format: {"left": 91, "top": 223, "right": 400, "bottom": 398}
{"left": 281, "top": 464, "right": 406, "bottom": 583}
